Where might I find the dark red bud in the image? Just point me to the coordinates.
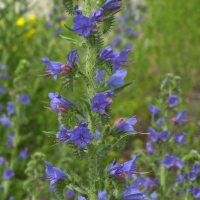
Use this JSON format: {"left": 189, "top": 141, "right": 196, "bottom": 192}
{"left": 61, "top": 64, "right": 71, "bottom": 72}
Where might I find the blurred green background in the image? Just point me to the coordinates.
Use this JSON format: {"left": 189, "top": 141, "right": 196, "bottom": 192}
{"left": 0, "top": 0, "right": 199, "bottom": 199}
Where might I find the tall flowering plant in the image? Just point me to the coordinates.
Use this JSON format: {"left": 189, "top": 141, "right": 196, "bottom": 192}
{"left": 41, "top": 0, "right": 148, "bottom": 199}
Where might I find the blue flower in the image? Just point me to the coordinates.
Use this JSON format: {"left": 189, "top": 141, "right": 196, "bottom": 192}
{"left": 6, "top": 139, "right": 13, "bottom": 148}
{"left": 21, "top": 94, "right": 30, "bottom": 104}
{"left": 104, "top": 0, "right": 122, "bottom": 10}
{"left": 73, "top": 5, "right": 82, "bottom": 16}
{"left": 103, "top": 90, "right": 114, "bottom": 98}
{"left": 173, "top": 132, "right": 187, "bottom": 145}
{"left": 41, "top": 58, "right": 63, "bottom": 80}
{"left": 78, "top": 196, "right": 86, "bottom": 200}
{"left": 150, "top": 191, "right": 157, "bottom": 199}
{"left": 67, "top": 49, "right": 79, "bottom": 66}
{"left": 72, "top": 16, "right": 95, "bottom": 38}
{"left": 8, "top": 131, "right": 15, "bottom": 140}
{"left": 159, "top": 130, "right": 169, "bottom": 142}
{"left": 148, "top": 103, "right": 161, "bottom": 116}
{"left": 162, "top": 155, "right": 175, "bottom": 169}
{"left": 125, "top": 27, "right": 132, "bottom": 34}
{"left": 19, "top": 147, "right": 28, "bottom": 159}
{"left": 0, "top": 86, "right": 5, "bottom": 94}
{"left": 54, "top": 28, "right": 62, "bottom": 36}
{"left": 7, "top": 102, "right": 15, "bottom": 115}
{"left": 77, "top": 121, "right": 89, "bottom": 128}
{"left": 44, "top": 161, "right": 67, "bottom": 185}
{"left": 0, "top": 73, "right": 7, "bottom": 79}
{"left": 91, "top": 93, "right": 109, "bottom": 114}
{"left": 172, "top": 110, "right": 187, "bottom": 125}
{"left": 98, "top": 44, "right": 114, "bottom": 60}
{"left": 71, "top": 127, "right": 94, "bottom": 148}
{"left": 56, "top": 124, "right": 72, "bottom": 143}
{"left": 98, "top": 189, "right": 108, "bottom": 200}
{"left": 157, "top": 118, "right": 165, "bottom": 128}
{"left": 188, "top": 186, "right": 195, "bottom": 194}
{"left": 107, "top": 69, "right": 127, "bottom": 89}
{"left": 96, "top": 130, "right": 101, "bottom": 141}
{"left": 48, "top": 92, "right": 74, "bottom": 114}
{"left": 193, "top": 163, "right": 200, "bottom": 174}
{"left": 193, "top": 188, "right": 200, "bottom": 198}
{"left": 125, "top": 43, "right": 132, "bottom": 49}
{"left": 3, "top": 169, "right": 15, "bottom": 181}
{"left": 0, "top": 103, "right": 4, "bottom": 111}
{"left": 168, "top": 94, "right": 178, "bottom": 107}
{"left": 89, "top": 8, "right": 104, "bottom": 24}
{"left": 174, "top": 157, "right": 185, "bottom": 169}
{"left": 96, "top": 70, "right": 105, "bottom": 83}
{"left": 149, "top": 128, "right": 159, "bottom": 143}
{"left": 8, "top": 196, "right": 14, "bottom": 200}
{"left": 0, "top": 114, "right": 12, "bottom": 126}
{"left": 116, "top": 116, "right": 137, "bottom": 132}
{"left": 146, "top": 141, "right": 155, "bottom": 154}
{"left": 177, "top": 174, "right": 185, "bottom": 184}
{"left": 0, "top": 156, "right": 7, "bottom": 165}
{"left": 45, "top": 21, "right": 53, "bottom": 28}
{"left": 66, "top": 189, "right": 75, "bottom": 198}
{"left": 188, "top": 170, "right": 197, "bottom": 181}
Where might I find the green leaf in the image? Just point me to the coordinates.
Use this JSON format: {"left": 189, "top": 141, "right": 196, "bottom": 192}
{"left": 114, "top": 81, "right": 134, "bottom": 95}
{"left": 81, "top": 98, "right": 91, "bottom": 112}
{"left": 97, "top": 145, "right": 113, "bottom": 158}
{"left": 53, "top": 180, "right": 67, "bottom": 200}
{"left": 64, "top": 24, "right": 74, "bottom": 32}
{"left": 60, "top": 35, "right": 85, "bottom": 47}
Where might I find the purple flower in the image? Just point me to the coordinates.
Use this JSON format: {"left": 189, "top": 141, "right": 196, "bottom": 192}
{"left": 132, "top": 31, "right": 139, "bottom": 37}
{"left": 6, "top": 139, "right": 13, "bottom": 148}
{"left": 188, "top": 186, "right": 195, "bottom": 194}
{"left": 149, "top": 128, "right": 159, "bottom": 143}
{"left": 67, "top": 49, "right": 79, "bottom": 66}
{"left": 146, "top": 141, "right": 155, "bottom": 154}
{"left": 103, "top": 90, "right": 114, "bottom": 98}
{"left": 0, "top": 73, "right": 8, "bottom": 79}
{"left": 89, "top": 8, "right": 104, "bottom": 24}
{"left": 150, "top": 191, "right": 157, "bottom": 199}
{"left": 77, "top": 121, "right": 89, "bottom": 128}
{"left": 157, "top": 118, "right": 165, "bottom": 128}
{"left": 172, "top": 110, "right": 187, "bottom": 125}
{"left": 177, "top": 174, "right": 185, "bottom": 184}
{"left": 66, "top": 189, "right": 75, "bottom": 198}
{"left": 98, "top": 189, "right": 108, "bottom": 200}
{"left": 78, "top": 196, "right": 86, "bottom": 200}
{"left": 44, "top": 161, "right": 67, "bottom": 185}
{"left": 45, "top": 21, "right": 53, "bottom": 28}
{"left": 162, "top": 155, "right": 175, "bottom": 169}
{"left": 91, "top": 93, "right": 109, "bottom": 114}
{"left": 21, "top": 94, "right": 30, "bottom": 104}
{"left": 48, "top": 92, "right": 74, "bottom": 114}
{"left": 56, "top": 124, "right": 72, "bottom": 143}
{"left": 72, "top": 16, "right": 95, "bottom": 38}
{"left": 54, "top": 28, "right": 62, "bottom": 36}
{"left": 116, "top": 116, "right": 137, "bottom": 132}
{"left": 0, "top": 114, "right": 12, "bottom": 126}
{"left": 112, "top": 38, "right": 121, "bottom": 46}
{"left": 193, "top": 188, "right": 200, "bottom": 198}
{"left": 159, "top": 130, "right": 169, "bottom": 142}
{"left": 19, "top": 147, "right": 28, "bottom": 159}
{"left": 111, "top": 49, "right": 131, "bottom": 71}
{"left": 3, "top": 169, "right": 15, "bottom": 181}
{"left": 168, "top": 94, "right": 178, "bottom": 107}
{"left": 8, "top": 131, "right": 15, "bottom": 140}
{"left": 7, "top": 102, "right": 15, "bottom": 115}
{"left": 41, "top": 58, "right": 63, "bottom": 80}
{"left": 70, "top": 127, "right": 94, "bottom": 148}
{"left": 125, "top": 43, "right": 132, "bottom": 49}
{"left": 0, "top": 156, "right": 7, "bottom": 165}
{"left": 107, "top": 69, "right": 127, "bottom": 89}
{"left": 173, "top": 132, "right": 187, "bottom": 145}
{"left": 0, "top": 86, "right": 5, "bottom": 94}
{"left": 96, "top": 130, "right": 101, "bottom": 141}
{"left": 148, "top": 103, "right": 161, "bottom": 116}
{"left": 8, "top": 196, "right": 14, "bottom": 200}
{"left": 122, "top": 14, "right": 128, "bottom": 21}
{"left": 50, "top": 186, "right": 54, "bottom": 193}
{"left": 73, "top": 5, "right": 82, "bottom": 16}
{"left": 125, "top": 27, "right": 132, "bottom": 34}
{"left": 0, "top": 103, "right": 4, "bottom": 111}
{"left": 188, "top": 170, "right": 197, "bottom": 181}
{"left": 174, "top": 157, "right": 185, "bottom": 169}
{"left": 193, "top": 163, "right": 200, "bottom": 174}
{"left": 98, "top": 44, "right": 114, "bottom": 60}
{"left": 104, "top": 0, "right": 122, "bottom": 10}
{"left": 96, "top": 70, "right": 105, "bottom": 83}
{"left": 57, "top": 17, "right": 62, "bottom": 23}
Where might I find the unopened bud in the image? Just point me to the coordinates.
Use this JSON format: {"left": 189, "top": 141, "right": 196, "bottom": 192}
{"left": 115, "top": 118, "right": 124, "bottom": 126}
{"left": 61, "top": 64, "right": 71, "bottom": 72}
{"left": 8, "top": 91, "right": 13, "bottom": 96}
{"left": 107, "top": 98, "right": 113, "bottom": 105}
{"left": 58, "top": 105, "right": 69, "bottom": 112}
{"left": 172, "top": 117, "right": 177, "bottom": 123}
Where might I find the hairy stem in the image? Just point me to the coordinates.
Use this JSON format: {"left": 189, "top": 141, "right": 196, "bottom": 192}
{"left": 84, "top": 0, "right": 98, "bottom": 199}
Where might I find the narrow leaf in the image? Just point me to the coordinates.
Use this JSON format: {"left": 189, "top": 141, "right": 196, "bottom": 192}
{"left": 114, "top": 81, "right": 134, "bottom": 95}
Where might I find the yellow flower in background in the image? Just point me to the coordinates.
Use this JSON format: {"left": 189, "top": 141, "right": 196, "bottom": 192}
{"left": 29, "top": 15, "right": 36, "bottom": 22}
{"left": 16, "top": 17, "right": 26, "bottom": 26}
{"left": 61, "top": 20, "right": 65, "bottom": 26}
{"left": 24, "top": 29, "right": 36, "bottom": 40}
{"left": 108, "top": 151, "right": 116, "bottom": 157}
{"left": 118, "top": 157, "right": 125, "bottom": 163}
{"left": 12, "top": 45, "right": 18, "bottom": 52}
{"left": 107, "top": 136, "right": 114, "bottom": 142}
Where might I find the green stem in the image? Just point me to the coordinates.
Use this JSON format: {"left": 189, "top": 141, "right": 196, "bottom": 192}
{"left": 160, "top": 143, "right": 166, "bottom": 197}
{"left": 84, "top": 0, "right": 98, "bottom": 199}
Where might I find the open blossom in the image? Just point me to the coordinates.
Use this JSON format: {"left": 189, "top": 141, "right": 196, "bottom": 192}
{"left": 7, "top": 102, "right": 15, "bottom": 115}
{"left": 104, "top": 0, "right": 122, "bottom": 10}
{"left": 159, "top": 130, "right": 169, "bottom": 142}
{"left": 96, "top": 70, "right": 105, "bottom": 83}
{"left": 98, "top": 44, "right": 114, "bottom": 60}
{"left": 168, "top": 94, "right": 178, "bottom": 107}
{"left": 70, "top": 127, "right": 94, "bottom": 148}
{"left": 0, "top": 114, "right": 12, "bottom": 126}
{"left": 91, "top": 93, "right": 109, "bottom": 114}
{"left": 73, "top": 5, "right": 82, "bottom": 16}
{"left": 149, "top": 128, "right": 159, "bottom": 143}
{"left": 193, "top": 163, "right": 200, "bottom": 174}
{"left": 89, "top": 8, "right": 104, "bottom": 24}
{"left": 115, "top": 116, "right": 137, "bottom": 132}
{"left": 41, "top": 58, "right": 63, "bottom": 80}
{"left": 19, "top": 147, "right": 28, "bottom": 159}
{"left": 6, "top": 139, "right": 13, "bottom": 148}
{"left": 0, "top": 156, "right": 7, "bottom": 165}
{"left": 78, "top": 196, "right": 86, "bottom": 200}
{"left": 162, "top": 155, "right": 184, "bottom": 169}
{"left": 146, "top": 141, "right": 155, "bottom": 154}
{"left": 67, "top": 49, "right": 79, "bottom": 66}
{"left": 44, "top": 161, "right": 67, "bottom": 185}
{"left": 72, "top": 16, "right": 95, "bottom": 38}
{"left": 3, "top": 169, "right": 15, "bottom": 181}
{"left": 172, "top": 110, "right": 187, "bottom": 125}
{"left": 177, "top": 173, "right": 186, "bottom": 184}
{"left": 107, "top": 69, "right": 127, "bottom": 89}
{"left": 56, "top": 124, "right": 72, "bottom": 143}
{"left": 157, "top": 118, "right": 165, "bottom": 128}
{"left": 66, "top": 189, "right": 75, "bottom": 198}
{"left": 48, "top": 92, "right": 74, "bottom": 114}
{"left": 148, "top": 103, "right": 161, "bottom": 116}
{"left": 21, "top": 94, "right": 30, "bottom": 104}
{"left": 173, "top": 132, "right": 187, "bottom": 145}
{"left": 0, "top": 86, "right": 5, "bottom": 94}
{"left": 188, "top": 170, "right": 197, "bottom": 181}
{"left": 98, "top": 190, "right": 108, "bottom": 200}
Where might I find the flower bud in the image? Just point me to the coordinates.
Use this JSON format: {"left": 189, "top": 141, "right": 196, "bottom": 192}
{"left": 58, "top": 105, "right": 69, "bottom": 112}
{"left": 107, "top": 98, "right": 113, "bottom": 105}
{"left": 61, "top": 64, "right": 71, "bottom": 72}
{"left": 115, "top": 118, "right": 124, "bottom": 126}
